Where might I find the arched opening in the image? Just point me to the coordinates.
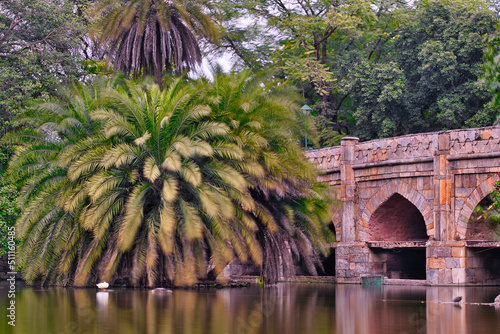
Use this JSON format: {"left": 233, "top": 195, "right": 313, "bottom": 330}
{"left": 466, "top": 195, "right": 500, "bottom": 241}
{"left": 367, "top": 193, "right": 427, "bottom": 280}
{"left": 465, "top": 194, "right": 500, "bottom": 284}
{"left": 320, "top": 223, "right": 337, "bottom": 276}
{"left": 369, "top": 193, "right": 427, "bottom": 241}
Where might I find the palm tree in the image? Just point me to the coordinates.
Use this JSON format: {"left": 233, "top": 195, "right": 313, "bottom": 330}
{"left": 70, "top": 77, "right": 262, "bottom": 287}
{"left": 201, "top": 70, "right": 336, "bottom": 284}
{"left": 91, "top": 0, "right": 218, "bottom": 86}
{"left": 3, "top": 82, "right": 106, "bottom": 285}
{"left": 5, "top": 73, "right": 336, "bottom": 287}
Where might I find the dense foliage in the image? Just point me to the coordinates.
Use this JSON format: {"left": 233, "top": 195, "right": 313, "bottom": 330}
{"left": 4, "top": 73, "right": 334, "bottom": 286}
{"left": 218, "top": 0, "right": 500, "bottom": 144}
{"left": 0, "top": 0, "right": 87, "bottom": 134}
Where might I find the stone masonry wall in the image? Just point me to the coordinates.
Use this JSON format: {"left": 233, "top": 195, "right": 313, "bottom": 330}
{"left": 306, "top": 126, "right": 500, "bottom": 285}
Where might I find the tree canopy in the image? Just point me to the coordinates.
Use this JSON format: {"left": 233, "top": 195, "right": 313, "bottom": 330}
{"left": 218, "top": 0, "right": 500, "bottom": 144}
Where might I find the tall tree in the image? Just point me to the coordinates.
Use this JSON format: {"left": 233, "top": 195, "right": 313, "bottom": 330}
{"left": 200, "top": 70, "right": 335, "bottom": 284}
{"left": 217, "top": 0, "right": 408, "bottom": 144}
{"left": 91, "top": 0, "right": 218, "bottom": 86}
{"left": 388, "top": 0, "right": 499, "bottom": 137}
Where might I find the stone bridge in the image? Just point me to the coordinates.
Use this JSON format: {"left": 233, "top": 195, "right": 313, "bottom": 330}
{"left": 306, "top": 126, "right": 500, "bottom": 285}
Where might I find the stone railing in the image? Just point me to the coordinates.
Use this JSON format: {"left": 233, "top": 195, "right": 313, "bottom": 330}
{"left": 306, "top": 126, "right": 500, "bottom": 171}
{"left": 449, "top": 127, "right": 500, "bottom": 157}
{"left": 305, "top": 146, "right": 342, "bottom": 172}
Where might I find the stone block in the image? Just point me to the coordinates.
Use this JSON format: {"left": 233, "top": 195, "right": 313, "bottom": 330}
{"left": 337, "top": 270, "right": 346, "bottom": 278}
{"left": 348, "top": 254, "right": 368, "bottom": 263}
{"left": 358, "top": 231, "right": 370, "bottom": 241}
{"left": 354, "top": 262, "right": 369, "bottom": 274}
{"left": 438, "top": 269, "right": 453, "bottom": 284}
{"left": 428, "top": 247, "right": 452, "bottom": 258}
{"left": 346, "top": 270, "right": 355, "bottom": 278}
{"left": 455, "top": 187, "right": 469, "bottom": 198}
{"left": 445, "top": 258, "right": 461, "bottom": 269}
{"left": 428, "top": 269, "right": 439, "bottom": 285}
{"left": 428, "top": 258, "right": 446, "bottom": 269}
{"left": 451, "top": 247, "right": 465, "bottom": 258}
{"left": 336, "top": 258, "right": 349, "bottom": 270}
{"left": 349, "top": 246, "right": 368, "bottom": 255}
{"left": 350, "top": 262, "right": 356, "bottom": 270}
{"left": 335, "top": 247, "right": 349, "bottom": 256}
{"left": 452, "top": 268, "right": 466, "bottom": 284}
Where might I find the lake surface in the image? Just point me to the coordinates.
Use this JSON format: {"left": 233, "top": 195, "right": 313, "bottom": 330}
{"left": 1, "top": 281, "right": 500, "bottom": 334}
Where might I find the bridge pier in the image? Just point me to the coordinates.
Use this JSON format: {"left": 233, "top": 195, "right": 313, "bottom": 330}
{"left": 307, "top": 126, "right": 500, "bottom": 285}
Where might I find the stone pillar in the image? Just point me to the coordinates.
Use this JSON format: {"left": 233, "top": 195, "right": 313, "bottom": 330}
{"left": 340, "top": 137, "right": 358, "bottom": 242}
{"left": 336, "top": 137, "right": 369, "bottom": 283}
{"left": 433, "top": 132, "right": 453, "bottom": 241}
{"left": 427, "top": 241, "right": 468, "bottom": 285}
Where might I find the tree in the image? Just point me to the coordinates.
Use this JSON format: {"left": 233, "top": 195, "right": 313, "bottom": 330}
{"left": 0, "top": 0, "right": 87, "bottom": 134}
{"left": 0, "top": 144, "right": 19, "bottom": 256}
{"left": 3, "top": 81, "right": 106, "bottom": 285}
{"left": 5, "top": 73, "right": 335, "bottom": 287}
{"left": 484, "top": 20, "right": 500, "bottom": 112}
{"left": 217, "top": 0, "right": 409, "bottom": 144}
{"left": 388, "top": 0, "right": 499, "bottom": 138}
{"left": 90, "top": 0, "right": 218, "bottom": 86}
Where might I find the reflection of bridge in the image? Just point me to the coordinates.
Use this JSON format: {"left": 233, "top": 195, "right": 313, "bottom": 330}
{"left": 306, "top": 126, "right": 500, "bottom": 285}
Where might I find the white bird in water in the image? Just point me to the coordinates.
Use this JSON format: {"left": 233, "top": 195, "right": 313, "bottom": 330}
{"left": 151, "top": 288, "right": 172, "bottom": 294}
{"left": 96, "top": 282, "right": 109, "bottom": 290}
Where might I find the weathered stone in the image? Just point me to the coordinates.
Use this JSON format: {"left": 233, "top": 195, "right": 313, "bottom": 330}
{"left": 428, "top": 269, "right": 439, "bottom": 285}
{"left": 336, "top": 259, "right": 349, "bottom": 270}
{"left": 445, "top": 258, "right": 461, "bottom": 269}
{"left": 452, "top": 268, "right": 466, "bottom": 284}
{"left": 348, "top": 254, "right": 368, "bottom": 263}
{"left": 428, "top": 247, "right": 452, "bottom": 258}
{"left": 451, "top": 247, "right": 465, "bottom": 258}
{"left": 353, "top": 262, "right": 370, "bottom": 274}
{"left": 349, "top": 246, "right": 368, "bottom": 255}
{"left": 428, "top": 258, "right": 446, "bottom": 269}
{"left": 438, "top": 269, "right": 453, "bottom": 284}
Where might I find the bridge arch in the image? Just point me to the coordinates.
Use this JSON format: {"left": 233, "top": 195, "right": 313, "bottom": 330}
{"left": 456, "top": 174, "right": 499, "bottom": 240}
{"left": 359, "top": 180, "right": 433, "bottom": 241}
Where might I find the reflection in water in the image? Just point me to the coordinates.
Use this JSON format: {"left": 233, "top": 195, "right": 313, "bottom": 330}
{"left": 1, "top": 281, "right": 500, "bottom": 334}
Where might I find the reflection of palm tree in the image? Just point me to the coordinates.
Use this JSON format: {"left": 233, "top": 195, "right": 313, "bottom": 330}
{"left": 92, "top": 0, "right": 217, "bottom": 86}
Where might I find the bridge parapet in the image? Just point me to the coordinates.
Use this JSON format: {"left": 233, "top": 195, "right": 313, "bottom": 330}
{"left": 306, "top": 146, "right": 342, "bottom": 172}
{"left": 353, "top": 132, "right": 436, "bottom": 165}
{"left": 449, "top": 127, "right": 500, "bottom": 156}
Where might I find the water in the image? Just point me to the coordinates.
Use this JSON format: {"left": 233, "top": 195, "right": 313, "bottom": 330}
{"left": 1, "top": 282, "right": 499, "bottom": 334}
